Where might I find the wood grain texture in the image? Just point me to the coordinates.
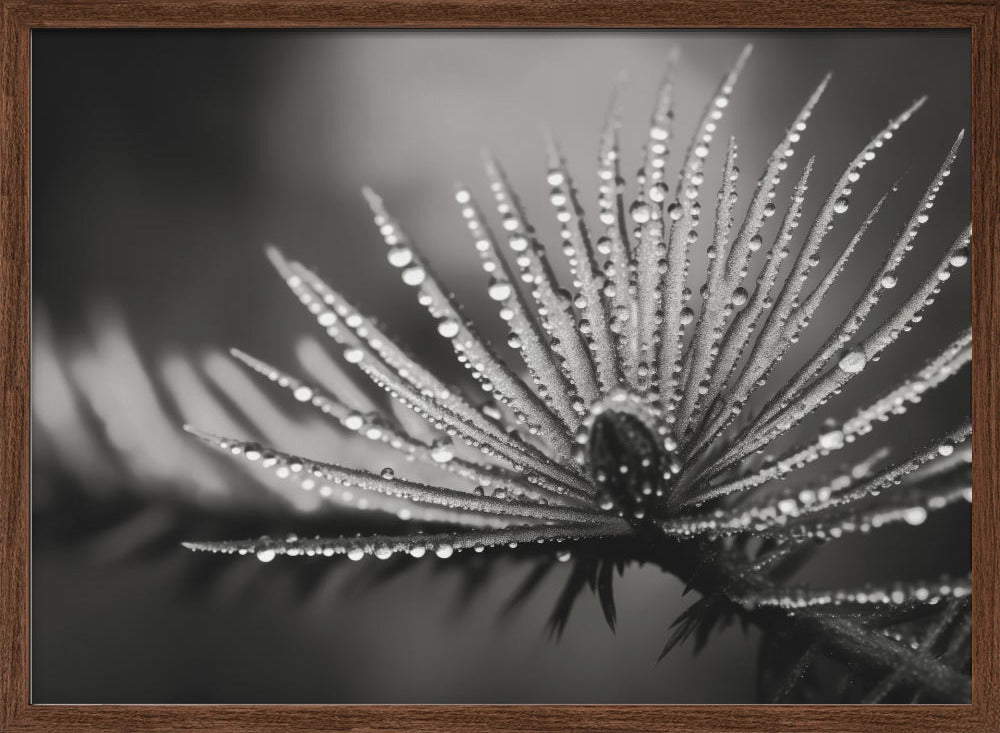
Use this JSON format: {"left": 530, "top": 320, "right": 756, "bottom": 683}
{"left": 2, "top": 1, "right": 997, "bottom": 731}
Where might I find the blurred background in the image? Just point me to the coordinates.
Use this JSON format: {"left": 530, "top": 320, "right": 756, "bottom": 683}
{"left": 32, "top": 30, "right": 970, "bottom": 703}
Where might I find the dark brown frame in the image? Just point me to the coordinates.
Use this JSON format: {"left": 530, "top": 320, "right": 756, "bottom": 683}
{"left": 2, "top": 1, "right": 998, "bottom": 731}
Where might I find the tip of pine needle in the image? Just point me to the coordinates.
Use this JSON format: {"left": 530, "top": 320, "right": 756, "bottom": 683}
{"left": 360, "top": 185, "right": 385, "bottom": 214}
{"left": 602, "top": 83, "right": 624, "bottom": 130}
{"left": 942, "top": 129, "right": 966, "bottom": 160}
{"left": 228, "top": 347, "right": 256, "bottom": 368}
{"left": 264, "top": 244, "right": 294, "bottom": 279}
{"left": 898, "top": 96, "right": 929, "bottom": 123}
{"left": 181, "top": 539, "right": 239, "bottom": 555}
{"left": 736, "top": 43, "right": 754, "bottom": 66}
{"left": 182, "top": 423, "right": 204, "bottom": 438}
{"left": 182, "top": 423, "right": 222, "bottom": 447}
{"left": 815, "top": 72, "right": 833, "bottom": 96}
{"left": 453, "top": 181, "right": 474, "bottom": 203}
{"left": 540, "top": 125, "right": 563, "bottom": 167}
{"left": 480, "top": 147, "right": 500, "bottom": 175}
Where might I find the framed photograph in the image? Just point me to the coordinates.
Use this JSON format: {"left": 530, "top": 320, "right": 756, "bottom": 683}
{"left": 3, "top": 1, "right": 998, "bottom": 731}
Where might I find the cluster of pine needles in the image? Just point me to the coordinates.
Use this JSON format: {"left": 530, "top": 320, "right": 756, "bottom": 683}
{"left": 177, "top": 46, "right": 971, "bottom": 702}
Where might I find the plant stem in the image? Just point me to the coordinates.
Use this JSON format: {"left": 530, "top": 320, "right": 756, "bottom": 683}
{"left": 650, "top": 532, "right": 971, "bottom": 702}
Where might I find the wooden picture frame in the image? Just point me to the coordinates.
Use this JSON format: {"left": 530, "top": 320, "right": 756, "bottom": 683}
{"left": 2, "top": 1, "right": 997, "bottom": 730}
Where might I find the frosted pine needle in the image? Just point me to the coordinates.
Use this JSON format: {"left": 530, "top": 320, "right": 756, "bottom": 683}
{"left": 183, "top": 46, "right": 971, "bottom": 702}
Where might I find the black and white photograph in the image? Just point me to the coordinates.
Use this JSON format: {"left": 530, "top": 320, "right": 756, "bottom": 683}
{"left": 31, "top": 30, "right": 972, "bottom": 704}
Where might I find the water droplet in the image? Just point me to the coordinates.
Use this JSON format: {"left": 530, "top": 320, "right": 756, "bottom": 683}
{"left": 343, "top": 412, "right": 364, "bottom": 431}
{"left": 254, "top": 536, "right": 277, "bottom": 563}
{"left": 903, "top": 507, "right": 927, "bottom": 526}
{"left": 777, "top": 499, "right": 798, "bottom": 516}
{"left": 648, "top": 182, "right": 669, "bottom": 203}
{"left": 346, "top": 546, "right": 365, "bottom": 561}
{"left": 838, "top": 350, "right": 867, "bottom": 374}
{"left": 430, "top": 440, "right": 454, "bottom": 463}
{"left": 731, "top": 287, "right": 749, "bottom": 307}
{"left": 547, "top": 170, "right": 565, "bottom": 186}
{"left": 401, "top": 265, "right": 426, "bottom": 286}
{"left": 938, "top": 441, "right": 955, "bottom": 457}
{"left": 435, "top": 544, "right": 454, "bottom": 559}
{"left": 880, "top": 273, "right": 898, "bottom": 289}
{"left": 293, "top": 385, "right": 314, "bottom": 402}
{"left": 380, "top": 467, "right": 395, "bottom": 480}
{"left": 667, "top": 203, "right": 684, "bottom": 221}
{"left": 488, "top": 280, "right": 512, "bottom": 301}
{"left": 437, "top": 319, "right": 460, "bottom": 338}
{"left": 344, "top": 347, "right": 364, "bottom": 364}
{"left": 833, "top": 197, "right": 850, "bottom": 214}
{"left": 629, "top": 201, "right": 652, "bottom": 224}
{"left": 818, "top": 430, "right": 845, "bottom": 450}
{"left": 387, "top": 247, "right": 413, "bottom": 268}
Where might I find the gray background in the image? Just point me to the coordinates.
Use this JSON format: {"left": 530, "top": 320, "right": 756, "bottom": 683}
{"left": 32, "top": 30, "right": 970, "bottom": 703}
